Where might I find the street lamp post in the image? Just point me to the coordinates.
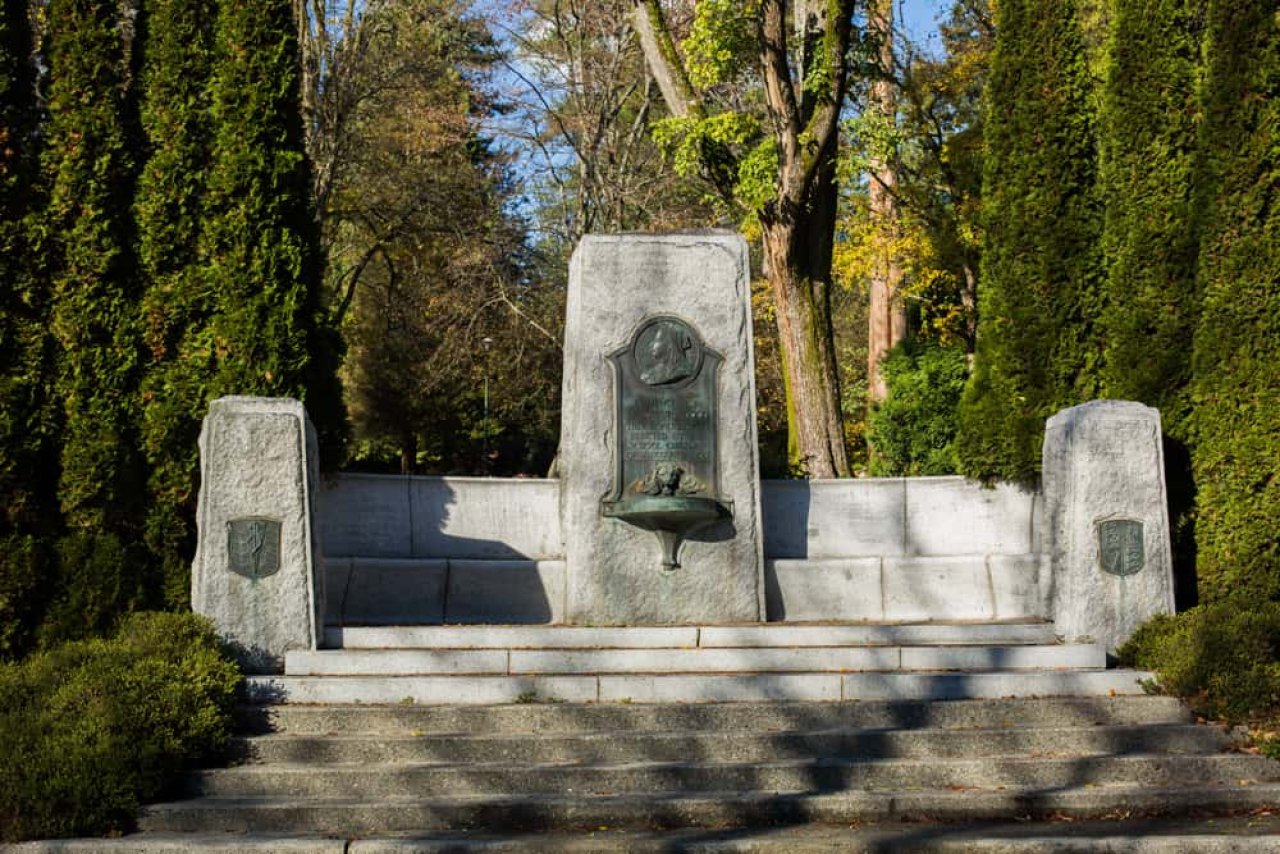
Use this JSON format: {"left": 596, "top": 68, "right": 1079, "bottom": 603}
{"left": 481, "top": 336, "right": 493, "bottom": 474}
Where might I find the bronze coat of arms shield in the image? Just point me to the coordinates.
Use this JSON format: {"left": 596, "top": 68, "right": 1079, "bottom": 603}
{"left": 227, "top": 517, "right": 282, "bottom": 580}
{"left": 1097, "top": 518, "right": 1145, "bottom": 577}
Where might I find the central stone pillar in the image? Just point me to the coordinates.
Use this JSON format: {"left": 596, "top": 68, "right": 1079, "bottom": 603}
{"left": 560, "top": 232, "right": 765, "bottom": 624}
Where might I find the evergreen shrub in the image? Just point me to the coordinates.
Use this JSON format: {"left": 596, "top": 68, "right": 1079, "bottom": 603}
{"left": 867, "top": 341, "right": 966, "bottom": 477}
{"left": 202, "top": 0, "right": 347, "bottom": 460}
{"left": 135, "top": 0, "right": 217, "bottom": 609}
{"left": 954, "top": 0, "right": 1103, "bottom": 483}
{"left": 1097, "top": 0, "right": 1203, "bottom": 430}
{"left": 0, "top": 535, "right": 45, "bottom": 659}
{"left": 1118, "top": 602, "right": 1280, "bottom": 724}
{"left": 1188, "top": 0, "right": 1280, "bottom": 603}
{"left": 0, "top": 612, "right": 240, "bottom": 842}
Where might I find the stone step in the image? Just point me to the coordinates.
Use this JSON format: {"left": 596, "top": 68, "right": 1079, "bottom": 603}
{"left": 283, "top": 643, "right": 1105, "bottom": 676}
{"left": 193, "top": 754, "right": 1277, "bottom": 799}
{"left": 237, "top": 695, "right": 1192, "bottom": 736}
{"left": 18, "top": 817, "right": 1280, "bottom": 853}
{"left": 138, "top": 783, "right": 1280, "bottom": 834}
{"left": 323, "top": 622, "right": 1059, "bottom": 650}
{"left": 233, "top": 723, "right": 1233, "bottom": 765}
{"left": 245, "top": 669, "right": 1155, "bottom": 705}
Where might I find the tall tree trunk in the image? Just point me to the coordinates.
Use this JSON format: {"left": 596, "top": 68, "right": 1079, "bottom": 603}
{"left": 632, "top": 0, "right": 852, "bottom": 477}
{"left": 762, "top": 194, "right": 849, "bottom": 478}
{"left": 866, "top": 0, "right": 905, "bottom": 402}
{"left": 399, "top": 431, "right": 417, "bottom": 475}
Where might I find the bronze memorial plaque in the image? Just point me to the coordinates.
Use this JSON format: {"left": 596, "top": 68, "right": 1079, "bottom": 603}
{"left": 605, "top": 316, "right": 722, "bottom": 506}
{"left": 1097, "top": 518, "right": 1144, "bottom": 577}
{"left": 227, "top": 517, "right": 282, "bottom": 580}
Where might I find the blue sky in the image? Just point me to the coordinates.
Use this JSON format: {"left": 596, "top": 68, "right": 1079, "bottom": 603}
{"left": 899, "top": 0, "right": 948, "bottom": 48}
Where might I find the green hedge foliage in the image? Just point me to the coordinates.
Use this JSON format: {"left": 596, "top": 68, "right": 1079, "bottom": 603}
{"left": 1097, "top": 0, "right": 1203, "bottom": 434}
{"left": 0, "top": 0, "right": 57, "bottom": 660}
{"left": 955, "top": 0, "right": 1104, "bottom": 483}
{"left": 37, "top": 0, "right": 154, "bottom": 645}
{"left": 0, "top": 612, "right": 240, "bottom": 842}
{"left": 867, "top": 341, "right": 966, "bottom": 477}
{"left": 1189, "top": 0, "right": 1280, "bottom": 603}
{"left": 202, "top": 0, "right": 347, "bottom": 457}
{"left": 42, "top": 0, "right": 145, "bottom": 535}
{"left": 1, "top": 0, "right": 348, "bottom": 650}
{"left": 135, "top": 0, "right": 217, "bottom": 609}
{"left": 1118, "top": 602, "right": 1280, "bottom": 723}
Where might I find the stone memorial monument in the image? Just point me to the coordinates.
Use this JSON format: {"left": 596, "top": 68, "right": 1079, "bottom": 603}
{"left": 560, "top": 232, "right": 765, "bottom": 624}
{"left": 192, "top": 397, "right": 323, "bottom": 672}
{"left": 1042, "top": 400, "right": 1175, "bottom": 651}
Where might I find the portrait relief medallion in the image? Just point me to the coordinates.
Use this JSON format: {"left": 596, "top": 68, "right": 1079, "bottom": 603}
{"left": 633, "top": 317, "right": 703, "bottom": 387}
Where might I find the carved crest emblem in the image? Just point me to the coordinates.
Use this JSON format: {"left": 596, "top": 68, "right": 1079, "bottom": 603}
{"left": 227, "top": 518, "right": 282, "bottom": 580}
{"left": 1097, "top": 518, "right": 1144, "bottom": 577}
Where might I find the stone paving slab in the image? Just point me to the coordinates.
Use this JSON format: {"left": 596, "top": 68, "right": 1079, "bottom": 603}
{"left": 12, "top": 815, "right": 1280, "bottom": 853}
{"left": 696, "top": 621, "right": 1057, "bottom": 647}
{"left": 324, "top": 625, "right": 702, "bottom": 649}
{"left": 326, "top": 622, "right": 1063, "bottom": 651}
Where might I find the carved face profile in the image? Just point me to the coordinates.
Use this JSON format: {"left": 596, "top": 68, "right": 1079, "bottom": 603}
{"left": 636, "top": 319, "right": 698, "bottom": 386}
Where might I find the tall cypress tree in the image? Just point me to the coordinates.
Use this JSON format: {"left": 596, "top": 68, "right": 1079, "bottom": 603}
{"left": 135, "top": 0, "right": 216, "bottom": 608}
{"left": 1098, "top": 0, "right": 1205, "bottom": 609}
{"left": 1098, "top": 0, "right": 1203, "bottom": 430}
{"left": 40, "top": 0, "right": 149, "bottom": 641}
{"left": 202, "top": 0, "right": 345, "bottom": 449}
{"left": 0, "top": 0, "right": 56, "bottom": 657}
{"left": 1190, "top": 0, "right": 1280, "bottom": 603}
{"left": 955, "top": 0, "right": 1103, "bottom": 483}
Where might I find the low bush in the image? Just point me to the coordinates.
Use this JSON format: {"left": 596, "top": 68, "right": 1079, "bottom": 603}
{"left": 1117, "top": 601, "right": 1280, "bottom": 724}
{"left": 866, "top": 340, "right": 967, "bottom": 477}
{"left": 0, "top": 611, "right": 240, "bottom": 842}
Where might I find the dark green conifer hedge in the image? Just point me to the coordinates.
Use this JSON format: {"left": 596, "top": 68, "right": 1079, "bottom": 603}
{"left": 39, "top": 0, "right": 151, "bottom": 642}
{"left": 1189, "top": 0, "right": 1280, "bottom": 603}
{"left": 0, "top": 0, "right": 56, "bottom": 659}
{"left": 135, "top": 0, "right": 217, "bottom": 609}
{"left": 0, "top": 0, "right": 347, "bottom": 652}
{"left": 955, "top": 0, "right": 1103, "bottom": 483}
{"left": 202, "top": 0, "right": 346, "bottom": 453}
{"left": 1097, "top": 0, "right": 1203, "bottom": 432}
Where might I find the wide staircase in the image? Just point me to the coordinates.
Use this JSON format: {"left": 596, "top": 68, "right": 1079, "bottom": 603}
{"left": 122, "top": 622, "right": 1280, "bottom": 850}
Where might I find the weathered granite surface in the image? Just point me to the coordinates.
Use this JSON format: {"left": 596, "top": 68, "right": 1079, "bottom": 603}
{"left": 1043, "top": 400, "right": 1175, "bottom": 651}
{"left": 192, "top": 397, "right": 322, "bottom": 672}
{"left": 560, "top": 233, "right": 764, "bottom": 624}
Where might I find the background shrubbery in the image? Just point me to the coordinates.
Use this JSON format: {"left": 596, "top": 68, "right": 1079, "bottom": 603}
{"left": 866, "top": 341, "right": 966, "bottom": 477}
{"left": 0, "top": 612, "right": 240, "bottom": 842}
